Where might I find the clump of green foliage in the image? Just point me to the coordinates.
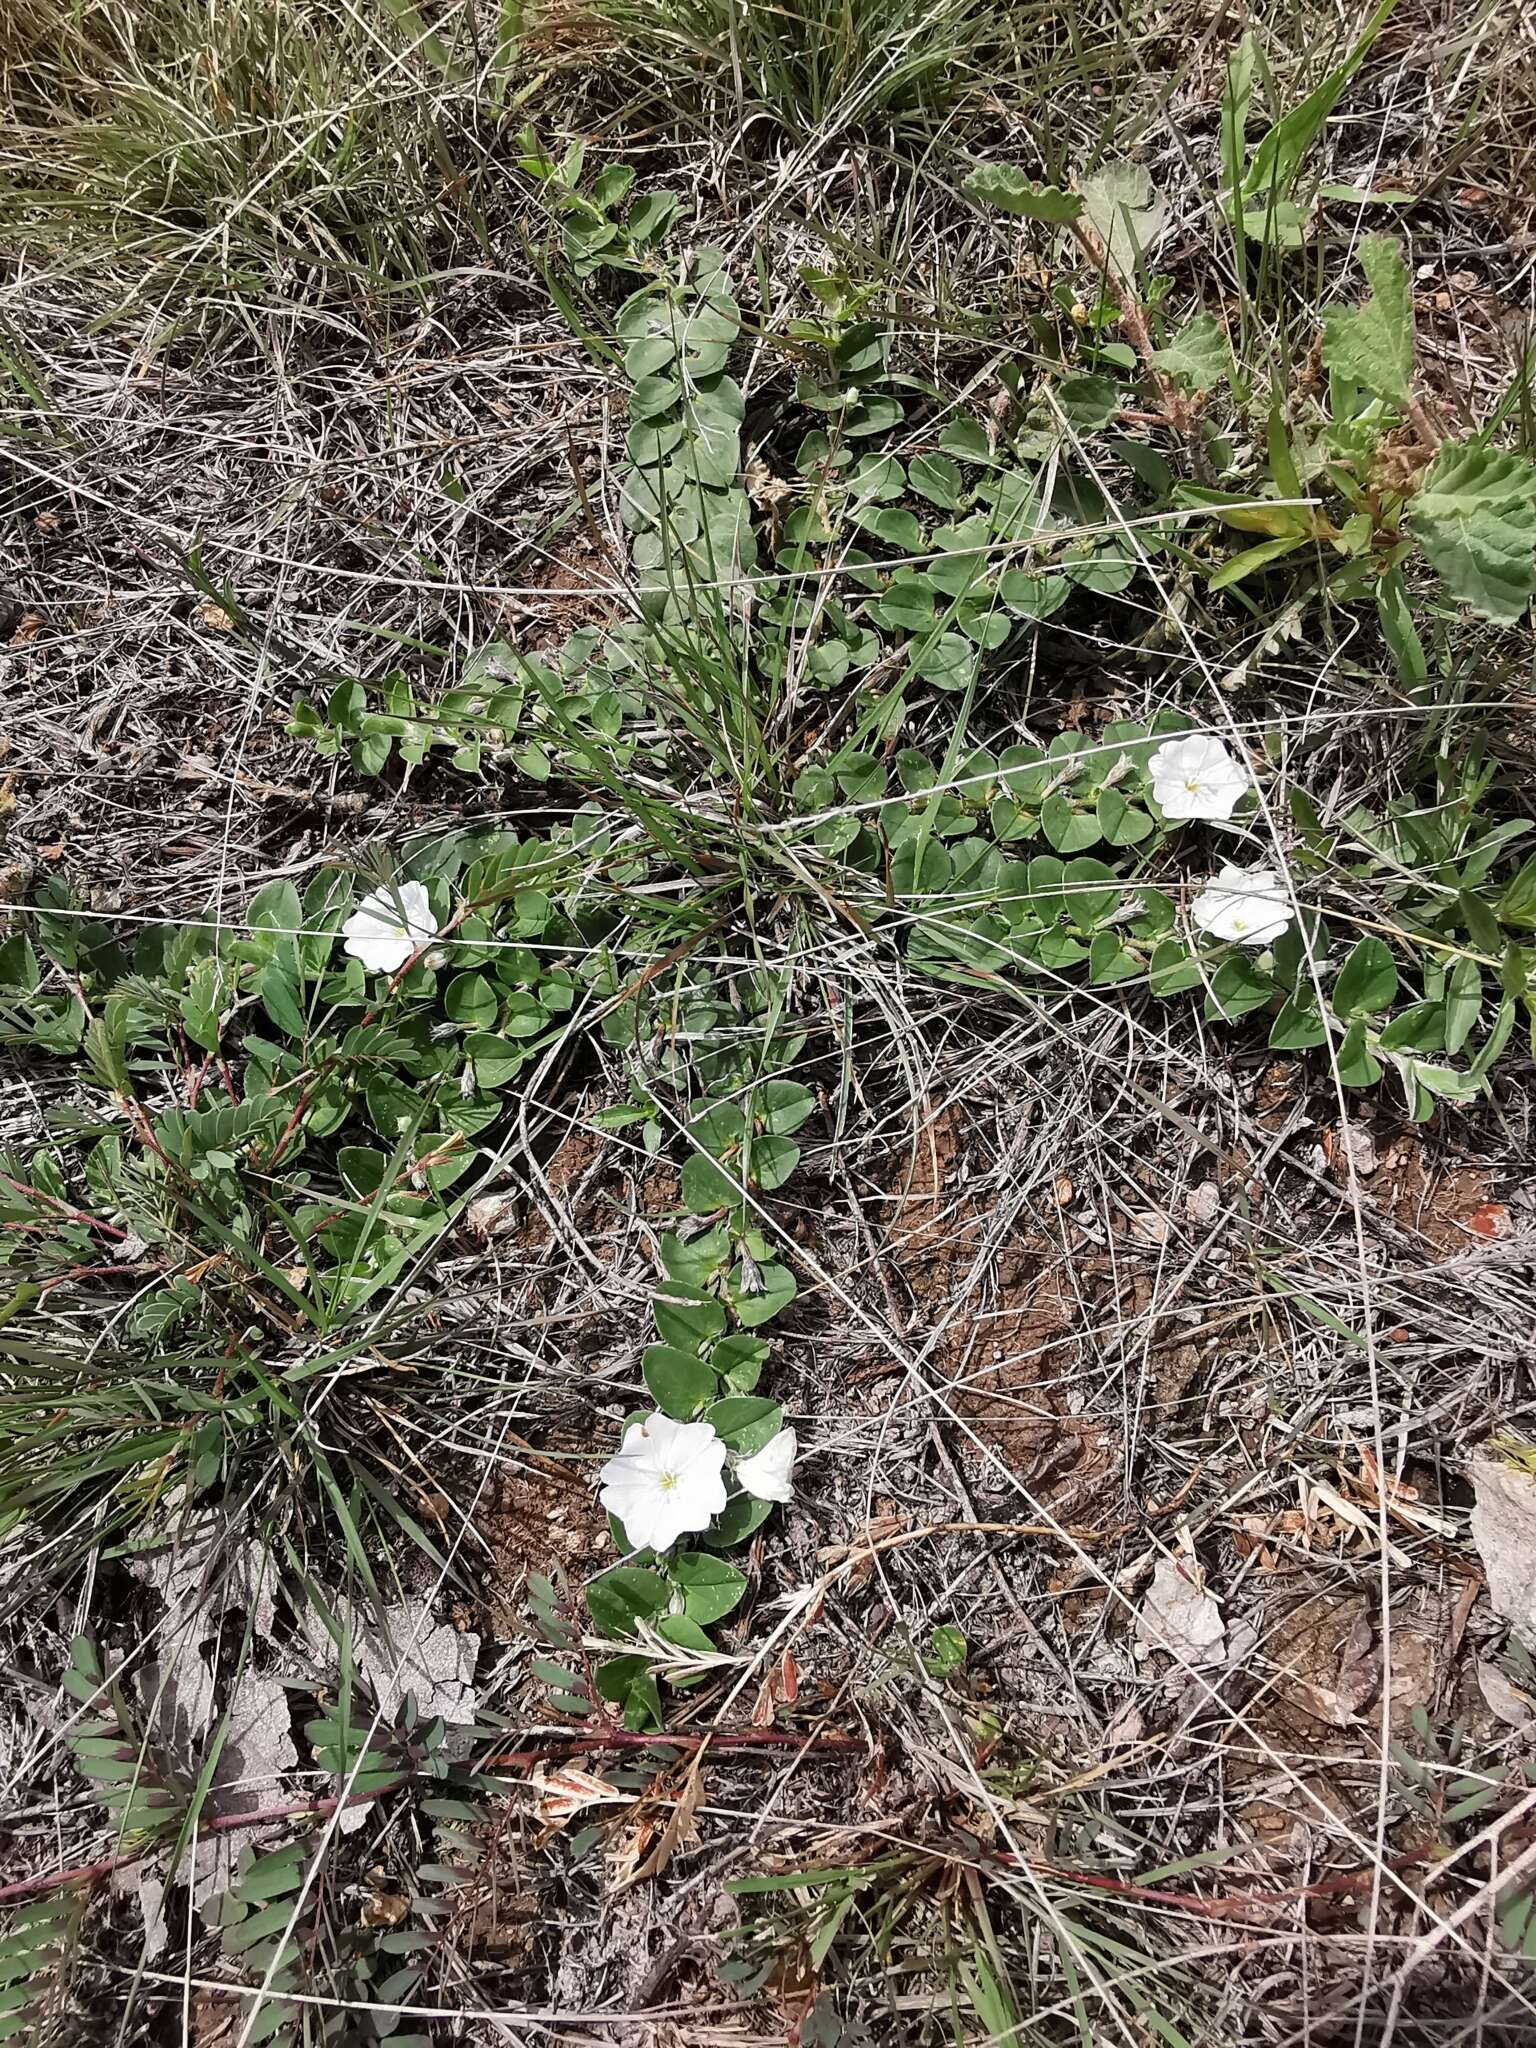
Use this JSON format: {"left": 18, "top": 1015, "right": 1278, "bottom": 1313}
{"left": 6, "top": 157, "right": 1536, "bottom": 1580}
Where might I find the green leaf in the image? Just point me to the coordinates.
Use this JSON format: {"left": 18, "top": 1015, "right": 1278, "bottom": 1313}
{"left": 1408, "top": 440, "right": 1536, "bottom": 624}
{"left": 1459, "top": 888, "right": 1504, "bottom": 952}
{"left": 248, "top": 878, "right": 303, "bottom": 942}
{"left": 1087, "top": 932, "right": 1138, "bottom": 984}
{"left": 712, "top": 1332, "right": 768, "bottom": 1393}
{"left": 1056, "top": 373, "right": 1119, "bottom": 433}
{"left": 681, "top": 1150, "right": 740, "bottom": 1213}
{"left": 1498, "top": 853, "right": 1536, "bottom": 929}
{"left": 1061, "top": 857, "right": 1119, "bottom": 930}
{"left": 463, "top": 1032, "right": 527, "bottom": 1087}
{"left": 1208, "top": 534, "right": 1308, "bottom": 590}
{"left": 1378, "top": 999, "right": 1446, "bottom": 1053}
{"left": 924, "top": 1625, "right": 968, "bottom": 1678}
{"left": 703, "top": 1491, "right": 774, "bottom": 1549}
{"left": 1096, "top": 788, "right": 1153, "bottom": 846}
{"left": 746, "top": 1132, "right": 799, "bottom": 1191}
{"left": 1240, "top": 198, "right": 1308, "bottom": 248}
{"left": 756, "top": 1080, "right": 814, "bottom": 1135}
{"left": 1150, "top": 313, "right": 1233, "bottom": 391}
{"left": 1076, "top": 160, "right": 1166, "bottom": 279}
{"left": 1443, "top": 957, "right": 1482, "bottom": 1054}
{"left": 1470, "top": 998, "right": 1516, "bottom": 1082}
{"left": 1333, "top": 935, "right": 1398, "bottom": 1016}
{"left": 938, "top": 418, "right": 995, "bottom": 464}
{"left": 1149, "top": 938, "right": 1203, "bottom": 996}
{"left": 444, "top": 972, "right": 497, "bottom": 1029}
{"left": 587, "top": 1566, "right": 670, "bottom": 1637}
{"left": 257, "top": 962, "right": 307, "bottom": 1039}
{"left": 847, "top": 452, "right": 904, "bottom": 503}
{"left": 1220, "top": 33, "right": 1258, "bottom": 200}
{"left": 1322, "top": 236, "right": 1413, "bottom": 406}
{"left": 705, "top": 1397, "right": 782, "bottom": 1453}
{"left": 595, "top": 1656, "right": 663, "bottom": 1730}
{"left": 1269, "top": 997, "right": 1328, "bottom": 1049}
{"left": 653, "top": 1283, "right": 728, "bottom": 1350}
{"left": 908, "top": 453, "right": 967, "bottom": 510}
{"left": 1040, "top": 794, "right": 1101, "bottom": 853}
{"left": 1376, "top": 568, "right": 1427, "bottom": 687}
{"left": 654, "top": 1613, "right": 714, "bottom": 1659}
{"left": 962, "top": 164, "right": 1083, "bottom": 221}
{"left": 643, "top": 1344, "right": 717, "bottom": 1418}
{"left": 1336, "top": 1018, "right": 1383, "bottom": 1087}
{"left": 1206, "top": 955, "right": 1274, "bottom": 1019}
{"left": 179, "top": 956, "right": 225, "bottom": 1053}
{"left": 910, "top": 632, "right": 976, "bottom": 691}
{"left": 853, "top": 504, "right": 923, "bottom": 550}
{"left": 1241, "top": 0, "right": 1398, "bottom": 207}
{"left": 730, "top": 1257, "right": 797, "bottom": 1328}
{"left": 671, "top": 1552, "right": 747, "bottom": 1626}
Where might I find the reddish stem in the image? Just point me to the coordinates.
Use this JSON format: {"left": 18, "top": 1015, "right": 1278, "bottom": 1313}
{"left": 0, "top": 1173, "right": 129, "bottom": 1241}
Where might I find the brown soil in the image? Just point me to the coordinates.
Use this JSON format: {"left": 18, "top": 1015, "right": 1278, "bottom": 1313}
{"left": 871, "top": 1106, "right": 1109, "bottom": 1510}
{"left": 499, "top": 536, "right": 623, "bottom": 653}
{"left": 479, "top": 1443, "right": 610, "bottom": 1642}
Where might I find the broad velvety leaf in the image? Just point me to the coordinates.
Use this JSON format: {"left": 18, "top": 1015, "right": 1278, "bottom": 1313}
{"left": 1408, "top": 441, "right": 1536, "bottom": 624}
{"left": 963, "top": 164, "right": 1083, "bottom": 221}
{"left": 1150, "top": 313, "right": 1233, "bottom": 391}
{"left": 1321, "top": 237, "right": 1413, "bottom": 406}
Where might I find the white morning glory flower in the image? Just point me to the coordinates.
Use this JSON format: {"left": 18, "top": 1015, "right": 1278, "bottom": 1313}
{"left": 1148, "top": 734, "right": 1250, "bottom": 822}
{"left": 340, "top": 880, "right": 438, "bottom": 975}
{"left": 734, "top": 1426, "right": 796, "bottom": 1504}
{"left": 1192, "top": 863, "right": 1293, "bottom": 947}
{"left": 598, "top": 1412, "right": 728, "bottom": 1554}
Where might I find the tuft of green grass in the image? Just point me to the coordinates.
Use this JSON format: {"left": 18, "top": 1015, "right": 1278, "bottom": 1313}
{"left": 0, "top": 0, "right": 517, "bottom": 327}
{"left": 560, "top": 0, "right": 1070, "bottom": 144}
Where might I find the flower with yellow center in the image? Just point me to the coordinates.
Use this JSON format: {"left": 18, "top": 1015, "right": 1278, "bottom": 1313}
{"left": 1148, "top": 733, "right": 1251, "bottom": 823}
{"left": 1192, "top": 863, "right": 1293, "bottom": 947}
{"left": 598, "top": 1413, "right": 728, "bottom": 1553}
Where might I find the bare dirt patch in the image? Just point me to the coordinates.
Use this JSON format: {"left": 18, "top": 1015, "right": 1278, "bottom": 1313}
{"left": 871, "top": 1105, "right": 1112, "bottom": 1510}
{"left": 479, "top": 1442, "right": 609, "bottom": 1642}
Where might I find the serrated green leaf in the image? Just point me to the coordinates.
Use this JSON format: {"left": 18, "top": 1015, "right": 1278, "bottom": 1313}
{"left": 962, "top": 164, "right": 1083, "bottom": 220}
{"left": 1150, "top": 313, "right": 1233, "bottom": 391}
{"left": 1322, "top": 236, "right": 1413, "bottom": 405}
{"left": 1408, "top": 440, "right": 1536, "bottom": 624}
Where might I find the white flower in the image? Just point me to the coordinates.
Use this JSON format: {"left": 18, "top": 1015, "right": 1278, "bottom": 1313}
{"left": 598, "top": 1413, "right": 728, "bottom": 1553}
{"left": 1148, "top": 734, "right": 1250, "bottom": 822}
{"left": 341, "top": 881, "right": 438, "bottom": 975}
{"left": 734, "top": 1427, "right": 796, "bottom": 1504}
{"left": 1192, "top": 863, "right": 1293, "bottom": 946}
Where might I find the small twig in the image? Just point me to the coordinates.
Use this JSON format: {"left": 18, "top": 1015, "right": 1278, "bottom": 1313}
{"left": 480, "top": 1726, "right": 867, "bottom": 1769}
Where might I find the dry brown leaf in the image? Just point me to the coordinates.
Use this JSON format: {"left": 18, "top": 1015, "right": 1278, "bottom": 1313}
{"left": 617, "top": 1754, "right": 704, "bottom": 1888}
{"left": 529, "top": 1764, "right": 628, "bottom": 1831}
